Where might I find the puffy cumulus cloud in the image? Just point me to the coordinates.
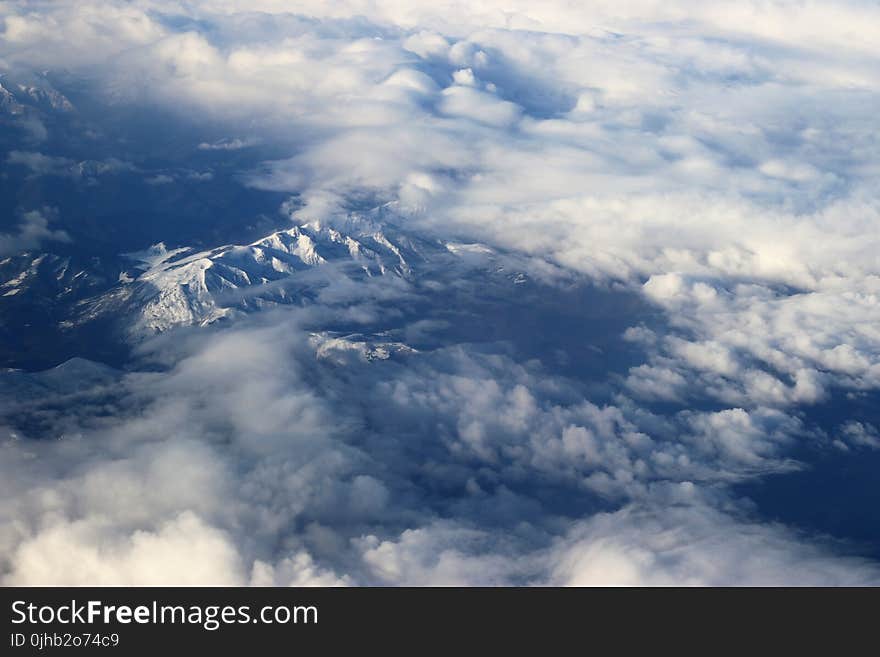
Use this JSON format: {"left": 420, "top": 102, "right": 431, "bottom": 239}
{"left": 2, "top": 0, "right": 880, "bottom": 584}
{"left": 0, "top": 315, "right": 385, "bottom": 584}
{"left": 631, "top": 260, "right": 880, "bottom": 408}
{"left": 356, "top": 522, "right": 537, "bottom": 586}
{"left": 834, "top": 421, "right": 880, "bottom": 452}
{"left": 349, "top": 502, "right": 880, "bottom": 585}
{"left": 68, "top": 1, "right": 878, "bottom": 60}
{"left": 362, "top": 348, "right": 807, "bottom": 498}
{"left": 1, "top": 3, "right": 166, "bottom": 69}
{"left": 0, "top": 307, "right": 871, "bottom": 585}
{"left": 0, "top": 207, "right": 70, "bottom": 256}
{"left": 550, "top": 505, "right": 880, "bottom": 586}
{"left": 250, "top": 551, "right": 351, "bottom": 587}
{"left": 5, "top": 513, "right": 245, "bottom": 586}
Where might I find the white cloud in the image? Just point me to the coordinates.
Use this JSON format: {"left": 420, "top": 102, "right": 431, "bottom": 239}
{"left": 0, "top": 208, "right": 70, "bottom": 256}
{"left": 551, "top": 505, "right": 880, "bottom": 586}
{"left": 2, "top": 312, "right": 864, "bottom": 585}
{"left": 7, "top": 150, "right": 135, "bottom": 179}
{"left": 7, "top": 150, "right": 73, "bottom": 175}
{"left": 197, "top": 137, "right": 258, "bottom": 150}
{"left": 5, "top": 513, "right": 244, "bottom": 586}
{"left": 2, "top": 0, "right": 879, "bottom": 585}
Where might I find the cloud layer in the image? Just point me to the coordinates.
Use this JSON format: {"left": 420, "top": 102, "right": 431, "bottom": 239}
{"left": 3, "top": 312, "right": 879, "bottom": 585}
{"left": 2, "top": 0, "right": 879, "bottom": 584}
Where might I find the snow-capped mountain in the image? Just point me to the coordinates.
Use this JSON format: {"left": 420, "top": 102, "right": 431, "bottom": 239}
{"left": 0, "top": 81, "right": 25, "bottom": 115}
{"left": 1, "top": 175, "right": 532, "bottom": 370}
{"left": 0, "top": 248, "right": 125, "bottom": 368}
{"left": 11, "top": 81, "right": 75, "bottom": 113}
{"left": 70, "top": 215, "right": 450, "bottom": 338}
{"left": 0, "top": 252, "right": 110, "bottom": 300}
{"left": 0, "top": 73, "right": 75, "bottom": 116}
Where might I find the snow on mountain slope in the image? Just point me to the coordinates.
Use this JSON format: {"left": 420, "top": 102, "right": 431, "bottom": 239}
{"left": 0, "top": 202, "right": 519, "bottom": 370}
{"left": 311, "top": 332, "right": 418, "bottom": 366}
{"left": 0, "top": 81, "right": 25, "bottom": 115}
{"left": 0, "top": 72, "right": 75, "bottom": 118}
{"left": 75, "top": 215, "right": 443, "bottom": 338}
{"left": 14, "top": 82, "right": 74, "bottom": 113}
{"left": 0, "top": 251, "right": 112, "bottom": 300}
